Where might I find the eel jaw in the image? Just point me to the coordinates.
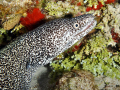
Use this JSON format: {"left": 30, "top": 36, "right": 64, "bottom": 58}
{"left": 75, "top": 20, "right": 97, "bottom": 37}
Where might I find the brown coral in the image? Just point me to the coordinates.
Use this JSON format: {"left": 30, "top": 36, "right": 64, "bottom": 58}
{"left": 54, "top": 70, "right": 98, "bottom": 90}
{"left": 2, "top": 14, "right": 22, "bottom": 30}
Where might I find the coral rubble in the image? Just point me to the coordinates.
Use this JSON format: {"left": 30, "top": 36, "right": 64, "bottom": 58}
{"left": 53, "top": 70, "right": 98, "bottom": 90}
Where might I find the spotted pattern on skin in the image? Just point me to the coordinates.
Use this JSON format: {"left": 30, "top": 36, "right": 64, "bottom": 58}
{"left": 0, "top": 14, "right": 97, "bottom": 90}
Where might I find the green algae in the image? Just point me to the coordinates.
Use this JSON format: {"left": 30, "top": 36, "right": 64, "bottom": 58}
{"left": 45, "top": 1, "right": 80, "bottom": 17}
{"left": 0, "top": 28, "right": 7, "bottom": 44}
{"left": 82, "top": 48, "right": 120, "bottom": 79}
{"left": 50, "top": 31, "right": 120, "bottom": 80}
{"left": 44, "top": 1, "right": 120, "bottom": 81}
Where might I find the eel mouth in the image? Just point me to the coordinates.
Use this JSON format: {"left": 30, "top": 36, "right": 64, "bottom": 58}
{"left": 75, "top": 20, "right": 97, "bottom": 36}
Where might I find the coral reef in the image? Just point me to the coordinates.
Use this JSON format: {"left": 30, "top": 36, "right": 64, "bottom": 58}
{"left": 20, "top": 8, "right": 45, "bottom": 30}
{"left": 0, "top": 0, "right": 37, "bottom": 15}
{"left": 111, "top": 28, "right": 120, "bottom": 43}
{"left": 0, "top": 0, "right": 44, "bottom": 45}
{"left": 96, "top": 3, "right": 120, "bottom": 44}
{"left": 53, "top": 70, "right": 98, "bottom": 90}
{"left": 50, "top": 1, "right": 120, "bottom": 85}
{"left": 2, "top": 14, "right": 22, "bottom": 30}
{"left": 45, "top": 1, "right": 80, "bottom": 18}
{"left": 44, "top": 0, "right": 116, "bottom": 18}
{"left": 81, "top": 38, "right": 120, "bottom": 79}
{"left": 0, "top": 0, "right": 120, "bottom": 89}
{"left": 51, "top": 31, "right": 120, "bottom": 79}
{"left": 94, "top": 75, "right": 120, "bottom": 89}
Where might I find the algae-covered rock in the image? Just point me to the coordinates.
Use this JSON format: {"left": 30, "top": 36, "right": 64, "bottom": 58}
{"left": 45, "top": 1, "right": 81, "bottom": 18}
{"left": 54, "top": 70, "right": 98, "bottom": 90}
{"left": 2, "top": 14, "right": 22, "bottom": 30}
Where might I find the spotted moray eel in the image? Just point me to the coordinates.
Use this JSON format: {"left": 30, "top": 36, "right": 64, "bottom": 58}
{"left": 0, "top": 14, "right": 97, "bottom": 90}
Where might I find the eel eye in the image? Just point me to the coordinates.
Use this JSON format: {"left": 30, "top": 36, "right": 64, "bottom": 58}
{"left": 73, "top": 23, "right": 79, "bottom": 29}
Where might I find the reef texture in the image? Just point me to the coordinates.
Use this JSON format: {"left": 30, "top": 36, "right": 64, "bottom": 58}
{"left": 53, "top": 70, "right": 98, "bottom": 90}
{"left": 0, "top": 0, "right": 120, "bottom": 90}
{"left": 0, "top": 0, "right": 118, "bottom": 43}
{"left": 2, "top": 14, "right": 22, "bottom": 30}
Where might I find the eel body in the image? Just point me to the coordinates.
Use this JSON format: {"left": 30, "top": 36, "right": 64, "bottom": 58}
{"left": 0, "top": 14, "right": 97, "bottom": 90}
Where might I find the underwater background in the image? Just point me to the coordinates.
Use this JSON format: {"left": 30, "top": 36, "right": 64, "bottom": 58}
{"left": 0, "top": 0, "right": 120, "bottom": 89}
